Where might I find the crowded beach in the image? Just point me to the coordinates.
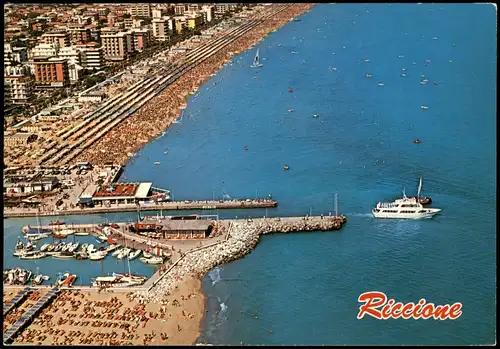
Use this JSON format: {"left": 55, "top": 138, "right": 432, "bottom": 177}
{"left": 74, "top": 4, "right": 315, "bottom": 166}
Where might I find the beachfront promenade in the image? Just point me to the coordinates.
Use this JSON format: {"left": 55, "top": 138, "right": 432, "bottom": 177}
{"left": 3, "top": 198, "right": 278, "bottom": 218}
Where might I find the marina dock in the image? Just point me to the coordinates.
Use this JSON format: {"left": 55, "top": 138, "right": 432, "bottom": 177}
{"left": 4, "top": 198, "right": 278, "bottom": 218}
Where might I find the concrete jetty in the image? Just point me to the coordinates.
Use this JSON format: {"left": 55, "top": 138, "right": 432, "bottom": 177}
{"left": 4, "top": 198, "right": 278, "bottom": 218}
{"left": 132, "top": 215, "right": 347, "bottom": 303}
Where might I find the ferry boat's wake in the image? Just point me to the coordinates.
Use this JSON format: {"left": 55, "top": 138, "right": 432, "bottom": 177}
{"left": 209, "top": 267, "right": 222, "bottom": 286}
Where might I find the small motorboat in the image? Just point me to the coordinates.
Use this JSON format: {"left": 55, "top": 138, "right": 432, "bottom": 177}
{"left": 15, "top": 239, "right": 24, "bottom": 251}
{"left": 116, "top": 248, "right": 130, "bottom": 260}
{"left": 366, "top": 73, "right": 373, "bottom": 78}
{"left": 105, "top": 244, "right": 120, "bottom": 253}
{"left": 54, "top": 242, "right": 65, "bottom": 252}
{"left": 128, "top": 249, "right": 142, "bottom": 261}
{"left": 313, "top": 114, "right": 319, "bottom": 118}
{"left": 47, "top": 243, "right": 56, "bottom": 252}
{"left": 79, "top": 243, "right": 88, "bottom": 252}
{"left": 40, "top": 243, "right": 50, "bottom": 252}
{"left": 61, "top": 243, "right": 72, "bottom": 252}
{"left": 377, "top": 82, "right": 384, "bottom": 86}
{"left": 53, "top": 252, "right": 75, "bottom": 260}
{"left": 20, "top": 252, "right": 48, "bottom": 260}
{"left": 32, "top": 274, "right": 44, "bottom": 286}
{"left": 89, "top": 252, "right": 107, "bottom": 261}
{"left": 288, "top": 109, "right": 294, "bottom": 112}
{"left": 87, "top": 244, "right": 96, "bottom": 254}
{"left": 142, "top": 250, "right": 153, "bottom": 259}
{"left": 74, "top": 231, "right": 89, "bottom": 236}
{"left": 25, "top": 241, "right": 34, "bottom": 251}
{"left": 244, "top": 146, "right": 248, "bottom": 151}
{"left": 413, "top": 138, "right": 421, "bottom": 144}
{"left": 283, "top": 165, "right": 290, "bottom": 171}
{"left": 164, "top": 150, "right": 169, "bottom": 155}
{"left": 288, "top": 88, "right": 293, "bottom": 93}
{"left": 75, "top": 253, "right": 88, "bottom": 260}
{"left": 112, "top": 248, "right": 124, "bottom": 257}
{"left": 433, "top": 81, "right": 439, "bottom": 85}
{"left": 154, "top": 162, "right": 161, "bottom": 165}
{"left": 140, "top": 256, "right": 164, "bottom": 265}
{"left": 420, "top": 105, "right": 429, "bottom": 110}
{"left": 50, "top": 220, "right": 65, "bottom": 226}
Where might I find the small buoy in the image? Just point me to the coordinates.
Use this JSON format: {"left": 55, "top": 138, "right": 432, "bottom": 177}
{"left": 283, "top": 165, "right": 290, "bottom": 171}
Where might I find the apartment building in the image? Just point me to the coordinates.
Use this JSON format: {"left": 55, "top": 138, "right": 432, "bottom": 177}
{"left": 174, "top": 18, "right": 187, "bottom": 34}
{"left": 78, "top": 46, "right": 104, "bottom": 70}
{"left": 41, "top": 31, "right": 70, "bottom": 47}
{"left": 101, "top": 28, "right": 133, "bottom": 61}
{"left": 98, "top": 8, "right": 109, "bottom": 17}
{"left": 4, "top": 65, "right": 33, "bottom": 104}
{"left": 57, "top": 46, "right": 80, "bottom": 65}
{"left": 215, "top": 4, "right": 230, "bottom": 15}
{"left": 186, "top": 14, "right": 204, "bottom": 30}
{"left": 187, "top": 4, "right": 200, "bottom": 13}
{"left": 124, "top": 18, "right": 143, "bottom": 29}
{"left": 174, "top": 4, "right": 187, "bottom": 15}
{"left": 152, "top": 16, "right": 175, "bottom": 41}
{"left": 107, "top": 12, "right": 117, "bottom": 26}
{"left": 30, "top": 43, "right": 60, "bottom": 59}
{"left": 32, "top": 57, "right": 70, "bottom": 88}
{"left": 4, "top": 43, "right": 28, "bottom": 65}
{"left": 129, "top": 29, "right": 151, "bottom": 51}
{"left": 68, "top": 25, "right": 91, "bottom": 43}
{"left": 152, "top": 9, "right": 162, "bottom": 19}
{"left": 130, "top": 4, "right": 151, "bottom": 18}
{"left": 201, "top": 6, "right": 215, "bottom": 23}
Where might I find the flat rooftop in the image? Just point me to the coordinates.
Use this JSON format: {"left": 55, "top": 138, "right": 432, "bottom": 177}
{"left": 138, "top": 219, "right": 212, "bottom": 231}
{"left": 94, "top": 183, "right": 138, "bottom": 198}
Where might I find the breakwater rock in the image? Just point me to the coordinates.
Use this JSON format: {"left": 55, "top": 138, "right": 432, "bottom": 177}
{"left": 132, "top": 216, "right": 346, "bottom": 303}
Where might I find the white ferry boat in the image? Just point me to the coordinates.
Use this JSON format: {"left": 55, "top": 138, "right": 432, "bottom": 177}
{"left": 372, "top": 189, "right": 441, "bottom": 219}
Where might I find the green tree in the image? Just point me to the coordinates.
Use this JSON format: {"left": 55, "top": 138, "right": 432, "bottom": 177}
{"left": 27, "top": 12, "right": 39, "bottom": 19}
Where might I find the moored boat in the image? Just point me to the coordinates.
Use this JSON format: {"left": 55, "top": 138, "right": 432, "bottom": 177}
{"left": 140, "top": 256, "right": 164, "bottom": 265}
{"left": 74, "top": 231, "right": 89, "bottom": 236}
{"left": 128, "top": 249, "right": 142, "bottom": 260}
{"left": 20, "top": 251, "right": 47, "bottom": 260}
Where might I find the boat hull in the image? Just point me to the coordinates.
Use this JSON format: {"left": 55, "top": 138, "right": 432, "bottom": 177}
{"left": 372, "top": 208, "right": 441, "bottom": 219}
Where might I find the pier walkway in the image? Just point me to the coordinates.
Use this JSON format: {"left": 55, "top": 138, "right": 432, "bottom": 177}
{"left": 3, "top": 287, "right": 60, "bottom": 344}
{"left": 3, "top": 287, "right": 32, "bottom": 316}
{"left": 4, "top": 199, "right": 278, "bottom": 218}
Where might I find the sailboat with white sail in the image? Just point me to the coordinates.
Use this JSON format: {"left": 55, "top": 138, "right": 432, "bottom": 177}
{"left": 250, "top": 48, "right": 263, "bottom": 68}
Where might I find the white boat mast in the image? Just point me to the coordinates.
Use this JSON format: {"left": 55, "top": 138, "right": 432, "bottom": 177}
{"left": 417, "top": 177, "right": 423, "bottom": 199}
{"left": 402, "top": 187, "right": 407, "bottom": 199}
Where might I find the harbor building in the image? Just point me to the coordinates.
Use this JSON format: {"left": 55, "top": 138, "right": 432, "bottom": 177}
{"left": 78, "top": 181, "right": 170, "bottom": 206}
{"left": 133, "top": 217, "right": 213, "bottom": 239}
{"left": 4, "top": 174, "right": 58, "bottom": 194}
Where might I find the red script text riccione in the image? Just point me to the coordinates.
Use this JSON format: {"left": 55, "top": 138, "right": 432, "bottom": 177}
{"left": 357, "top": 291, "right": 463, "bottom": 320}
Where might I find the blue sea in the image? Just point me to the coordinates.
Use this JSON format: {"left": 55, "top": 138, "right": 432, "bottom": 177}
{"left": 3, "top": 3, "right": 496, "bottom": 345}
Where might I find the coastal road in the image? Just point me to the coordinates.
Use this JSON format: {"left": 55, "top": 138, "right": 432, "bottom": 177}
{"left": 36, "top": 4, "right": 292, "bottom": 167}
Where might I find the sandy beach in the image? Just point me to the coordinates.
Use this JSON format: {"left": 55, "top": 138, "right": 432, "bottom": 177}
{"left": 6, "top": 277, "right": 204, "bottom": 346}
{"left": 75, "top": 4, "right": 315, "bottom": 166}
